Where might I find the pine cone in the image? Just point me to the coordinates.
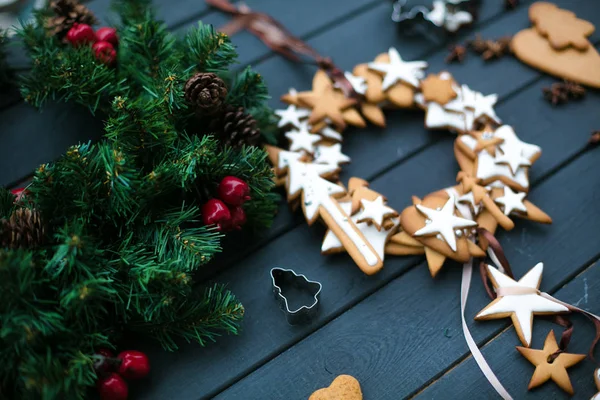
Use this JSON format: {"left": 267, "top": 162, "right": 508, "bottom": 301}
{"left": 211, "top": 105, "right": 260, "bottom": 148}
{"left": 185, "top": 73, "right": 228, "bottom": 115}
{"left": 1, "top": 208, "right": 45, "bottom": 249}
{"left": 46, "top": 0, "right": 98, "bottom": 39}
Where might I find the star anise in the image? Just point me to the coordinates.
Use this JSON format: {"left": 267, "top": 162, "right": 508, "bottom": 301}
{"left": 467, "top": 34, "right": 488, "bottom": 54}
{"left": 505, "top": 0, "right": 519, "bottom": 10}
{"left": 562, "top": 81, "right": 586, "bottom": 99}
{"left": 543, "top": 84, "right": 569, "bottom": 105}
{"left": 480, "top": 37, "right": 512, "bottom": 61}
{"left": 542, "top": 81, "right": 586, "bottom": 105}
{"left": 446, "top": 44, "right": 467, "bottom": 63}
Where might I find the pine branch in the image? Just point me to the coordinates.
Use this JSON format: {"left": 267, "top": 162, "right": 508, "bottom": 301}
{"left": 0, "top": 30, "right": 13, "bottom": 88}
{"left": 128, "top": 283, "right": 244, "bottom": 351}
{"left": 227, "top": 67, "right": 270, "bottom": 109}
{"left": 0, "top": 188, "right": 15, "bottom": 219}
{"left": 183, "top": 23, "right": 237, "bottom": 73}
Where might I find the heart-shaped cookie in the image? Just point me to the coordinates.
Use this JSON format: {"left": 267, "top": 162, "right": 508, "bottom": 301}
{"left": 512, "top": 28, "right": 600, "bottom": 88}
{"left": 309, "top": 375, "right": 363, "bottom": 400}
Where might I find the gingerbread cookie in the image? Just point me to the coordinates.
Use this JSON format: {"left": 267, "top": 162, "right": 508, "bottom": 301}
{"left": 420, "top": 72, "right": 457, "bottom": 105}
{"left": 309, "top": 375, "right": 363, "bottom": 400}
{"left": 517, "top": 330, "right": 586, "bottom": 395}
{"left": 454, "top": 125, "right": 541, "bottom": 192}
{"left": 275, "top": 102, "right": 311, "bottom": 129}
{"left": 277, "top": 153, "right": 384, "bottom": 274}
{"left": 512, "top": 3, "right": 600, "bottom": 88}
{"left": 399, "top": 192, "right": 484, "bottom": 277}
{"left": 322, "top": 179, "right": 399, "bottom": 268}
{"left": 475, "top": 262, "right": 569, "bottom": 347}
{"left": 529, "top": 2, "right": 594, "bottom": 51}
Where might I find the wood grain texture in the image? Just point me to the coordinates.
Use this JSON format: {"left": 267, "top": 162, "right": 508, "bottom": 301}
{"left": 212, "top": 146, "right": 600, "bottom": 400}
{"left": 416, "top": 262, "right": 600, "bottom": 399}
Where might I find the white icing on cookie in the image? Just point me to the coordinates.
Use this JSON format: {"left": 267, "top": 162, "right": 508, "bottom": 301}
{"left": 286, "top": 160, "right": 379, "bottom": 267}
{"left": 476, "top": 263, "right": 569, "bottom": 347}
{"left": 414, "top": 195, "right": 477, "bottom": 252}
{"left": 313, "top": 143, "right": 351, "bottom": 166}
{"left": 322, "top": 200, "right": 399, "bottom": 260}
{"left": 275, "top": 104, "right": 311, "bottom": 128}
{"left": 285, "top": 125, "right": 321, "bottom": 154}
{"left": 335, "top": 72, "right": 368, "bottom": 95}
{"left": 368, "top": 47, "right": 428, "bottom": 90}
{"left": 354, "top": 196, "right": 397, "bottom": 229}
{"left": 276, "top": 150, "right": 304, "bottom": 171}
{"left": 495, "top": 186, "right": 527, "bottom": 216}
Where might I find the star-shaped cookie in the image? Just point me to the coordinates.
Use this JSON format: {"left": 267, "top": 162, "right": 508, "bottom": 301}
{"left": 517, "top": 330, "right": 586, "bottom": 395}
{"left": 294, "top": 71, "right": 357, "bottom": 130}
{"left": 475, "top": 262, "right": 569, "bottom": 347}
{"left": 355, "top": 196, "right": 398, "bottom": 230}
{"left": 420, "top": 73, "right": 457, "bottom": 105}
{"left": 368, "top": 47, "right": 428, "bottom": 89}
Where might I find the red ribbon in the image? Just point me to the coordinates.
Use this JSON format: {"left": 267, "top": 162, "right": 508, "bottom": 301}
{"left": 206, "top": 0, "right": 361, "bottom": 100}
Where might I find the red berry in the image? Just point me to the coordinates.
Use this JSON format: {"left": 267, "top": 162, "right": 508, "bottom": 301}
{"left": 227, "top": 206, "right": 247, "bottom": 230}
{"left": 66, "top": 23, "right": 97, "bottom": 46}
{"left": 93, "top": 41, "right": 117, "bottom": 66}
{"left": 97, "top": 373, "right": 128, "bottom": 400}
{"left": 94, "top": 348, "right": 115, "bottom": 374}
{"left": 10, "top": 188, "right": 26, "bottom": 202}
{"left": 218, "top": 176, "right": 251, "bottom": 206}
{"left": 96, "top": 27, "right": 119, "bottom": 47}
{"left": 117, "top": 350, "right": 150, "bottom": 380}
{"left": 202, "top": 199, "right": 231, "bottom": 231}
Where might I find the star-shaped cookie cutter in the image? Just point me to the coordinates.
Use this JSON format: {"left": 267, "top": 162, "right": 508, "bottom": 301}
{"left": 270, "top": 268, "right": 322, "bottom": 325}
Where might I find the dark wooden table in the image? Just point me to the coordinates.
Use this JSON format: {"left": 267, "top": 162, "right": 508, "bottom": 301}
{"left": 2, "top": 0, "right": 600, "bottom": 399}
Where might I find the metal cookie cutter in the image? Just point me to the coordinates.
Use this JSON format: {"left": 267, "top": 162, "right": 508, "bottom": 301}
{"left": 270, "top": 268, "right": 322, "bottom": 325}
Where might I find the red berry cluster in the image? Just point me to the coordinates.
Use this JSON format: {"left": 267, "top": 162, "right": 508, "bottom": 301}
{"left": 94, "top": 349, "right": 150, "bottom": 400}
{"left": 202, "top": 176, "right": 251, "bottom": 231}
{"left": 10, "top": 187, "right": 27, "bottom": 202}
{"left": 66, "top": 24, "right": 119, "bottom": 66}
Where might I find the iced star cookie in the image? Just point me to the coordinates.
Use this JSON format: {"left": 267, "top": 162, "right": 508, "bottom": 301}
{"left": 366, "top": 48, "right": 427, "bottom": 108}
{"left": 454, "top": 125, "right": 541, "bottom": 192}
{"left": 475, "top": 262, "right": 570, "bottom": 347}
{"left": 517, "top": 330, "right": 586, "bottom": 395}
{"left": 398, "top": 192, "right": 485, "bottom": 277}
{"left": 321, "top": 179, "right": 400, "bottom": 269}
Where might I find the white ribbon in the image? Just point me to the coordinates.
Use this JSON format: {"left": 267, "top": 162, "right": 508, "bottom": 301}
{"left": 461, "top": 259, "right": 514, "bottom": 400}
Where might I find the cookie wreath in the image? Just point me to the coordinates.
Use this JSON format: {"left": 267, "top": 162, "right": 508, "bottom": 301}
{"left": 267, "top": 47, "right": 599, "bottom": 398}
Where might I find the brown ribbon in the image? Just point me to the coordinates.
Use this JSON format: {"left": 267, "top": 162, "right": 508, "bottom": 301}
{"left": 206, "top": 0, "right": 360, "bottom": 100}
{"left": 477, "top": 228, "right": 600, "bottom": 362}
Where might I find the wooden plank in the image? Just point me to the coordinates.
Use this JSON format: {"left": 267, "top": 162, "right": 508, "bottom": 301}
{"left": 133, "top": 78, "right": 600, "bottom": 399}
{"left": 416, "top": 262, "right": 600, "bottom": 400}
{"left": 210, "top": 145, "right": 600, "bottom": 400}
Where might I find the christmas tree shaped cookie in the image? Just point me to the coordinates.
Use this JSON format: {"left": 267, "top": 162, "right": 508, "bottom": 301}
{"left": 512, "top": 2, "right": 600, "bottom": 88}
{"left": 321, "top": 178, "right": 400, "bottom": 272}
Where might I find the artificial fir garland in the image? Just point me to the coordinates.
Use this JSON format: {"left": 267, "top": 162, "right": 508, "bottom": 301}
{"left": 0, "top": 0, "right": 279, "bottom": 398}
{"left": 0, "top": 29, "right": 12, "bottom": 88}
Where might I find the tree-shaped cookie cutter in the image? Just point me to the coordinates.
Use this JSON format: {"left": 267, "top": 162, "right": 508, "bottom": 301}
{"left": 270, "top": 268, "right": 322, "bottom": 325}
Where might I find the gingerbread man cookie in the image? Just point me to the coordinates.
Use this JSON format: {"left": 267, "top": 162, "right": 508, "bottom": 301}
{"left": 517, "top": 330, "right": 586, "bottom": 395}
{"left": 309, "top": 375, "right": 363, "bottom": 400}
{"left": 475, "top": 262, "right": 569, "bottom": 347}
